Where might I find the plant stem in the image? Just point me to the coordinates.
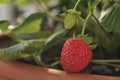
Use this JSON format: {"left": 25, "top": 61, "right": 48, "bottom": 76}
{"left": 34, "top": 0, "right": 62, "bottom": 22}
{"left": 73, "top": 0, "right": 81, "bottom": 10}
{"left": 81, "top": 13, "right": 92, "bottom": 35}
{"left": 92, "top": 59, "right": 120, "bottom": 63}
{"left": 92, "top": 62, "right": 120, "bottom": 68}
{"left": 32, "top": 53, "right": 47, "bottom": 67}
{"left": 50, "top": 60, "right": 60, "bottom": 67}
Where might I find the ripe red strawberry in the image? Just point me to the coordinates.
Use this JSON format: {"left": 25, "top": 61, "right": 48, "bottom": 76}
{"left": 60, "top": 38, "right": 92, "bottom": 73}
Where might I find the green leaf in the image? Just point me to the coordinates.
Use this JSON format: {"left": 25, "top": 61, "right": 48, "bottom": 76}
{"left": 102, "top": 0, "right": 116, "bottom": 10}
{"left": 10, "top": 31, "right": 53, "bottom": 41}
{"left": 77, "top": 34, "right": 93, "bottom": 44}
{"left": 12, "top": 13, "right": 44, "bottom": 34}
{"left": 90, "top": 44, "right": 97, "bottom": 50}
{"left": 40, "top": 29, "right": 67, "bottom": 53}
{"left": 62, "top": 6, "right": 67, "bottom": 13}
{"left": 64, "top": 10, "right": 81, "bottom": 30}
{"left": 15, "top": 0, "right": 33, "bottom": 5}
{"left": 0, "top": 21, "right": 10, "bottom": 34}
{"left": 0, "top": 0, "right": 12, "bottom": 4}
{"left": 77, "top": 17, "right": 84, "bottom": 25}
{"left": 15, "top": 0, "right": 55, "bottom": 5}
{"left": 100, "top": 2, "right": 120, "bottom": 33}
{"left": 0, "top": 39, "right": 45, "bottom": 61}
{"left": 77, "top": 34, "right": 97, "bottom": 50}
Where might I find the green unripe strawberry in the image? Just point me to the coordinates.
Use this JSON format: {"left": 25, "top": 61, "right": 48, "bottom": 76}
{"left": 64, "top": 10, "right": 81, "bottom": 30}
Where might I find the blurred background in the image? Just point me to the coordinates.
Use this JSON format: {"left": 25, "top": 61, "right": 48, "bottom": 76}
{"left": 0, "top": 0, "right": 61, "bottom": 47}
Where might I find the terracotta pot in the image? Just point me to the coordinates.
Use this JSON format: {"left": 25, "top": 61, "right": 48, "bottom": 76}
{"left": 0, "top": 59, "right": 120, "bottom": 80}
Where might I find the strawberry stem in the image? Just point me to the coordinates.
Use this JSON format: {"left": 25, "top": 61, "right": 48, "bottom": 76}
{"left": 81, "top": 13, "right": 92, "bottom": 35}
{"left": 50, "top": 60, "right": 60, "bottom": 67}
{"left": 34, "top": 0, "right": 63, "bottom": 22}
{"left": 92, "top": 59, "right": 120, "bottom": 68}
{"left": 92, "top": 59, "right": 120, "bottom": 63}
{"left": 32, "top": 53, "right": 48, "bottom": 67}
{"left": 73, "top": 0, "right": 81, "bottom": 10}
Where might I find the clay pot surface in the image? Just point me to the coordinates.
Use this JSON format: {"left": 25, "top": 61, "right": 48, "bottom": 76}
{"left": 0, "top": 59, "right": 120, "bottom": 80}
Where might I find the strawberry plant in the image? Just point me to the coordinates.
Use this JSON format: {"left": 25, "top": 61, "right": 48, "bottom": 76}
{"left": 0, "top": 0, "right": 120, "bottom": 76}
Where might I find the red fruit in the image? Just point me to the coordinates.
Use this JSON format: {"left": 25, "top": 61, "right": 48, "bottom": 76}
{"left": 60, "top": 38, "right": 92, "bottom": 73}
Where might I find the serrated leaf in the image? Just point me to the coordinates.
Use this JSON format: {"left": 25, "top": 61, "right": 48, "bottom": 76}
{"left": 77, "top": 34, "right": 93, "bottom": 44}
{"left": 13, "top": 13, "right": 44, "bottom": 34}
{"left": 0, "top": 0, "right": 12, "bottom": 4}
{"left": 100, "top": 2, "right": 120, "bottom": 33}
{"left": 90, "top": 44, "right": 97, "bottom": 50}
{"left": 0, "top": 21, "right": 10, "bottom": 34}
{"left": 40, "top": 29, "right": 67, "bottom": 53}
{"left": 0, "top": 39, "right": 45, "bottom": 61}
